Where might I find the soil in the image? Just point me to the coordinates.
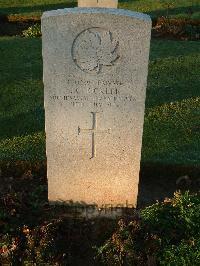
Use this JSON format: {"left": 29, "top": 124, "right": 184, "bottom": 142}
{"left": 0, "top": 160, "right": 199, "bottom": 264}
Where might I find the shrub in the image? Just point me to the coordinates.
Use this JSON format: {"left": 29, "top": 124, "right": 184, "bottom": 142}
{"left": 96, "top": 192, "right": 200, "bottom": 265}
{"left": 22, "top": 24, "right": 41, "bottom": 38}
{"left": 154, "top": 17, "right": 200, "bottom": 40}
{"left": 159, "top": 240, "right": 200, "bottom": 266}
{"left": 141, "top": 191, "right": 200, "bottom": 242}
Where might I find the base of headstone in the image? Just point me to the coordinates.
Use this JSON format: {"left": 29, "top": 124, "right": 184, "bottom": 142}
{"left": 49, "top": 201, "right": 137, "bottom": 219}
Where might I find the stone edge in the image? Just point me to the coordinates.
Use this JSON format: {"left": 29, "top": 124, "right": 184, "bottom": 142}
{"left": 41, "top": 7, "right": 151, "bottom": 24}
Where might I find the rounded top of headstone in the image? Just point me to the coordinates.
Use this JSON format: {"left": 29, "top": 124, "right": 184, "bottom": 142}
{"left": 42, "top": 8, "right": 151, "bottom": 24}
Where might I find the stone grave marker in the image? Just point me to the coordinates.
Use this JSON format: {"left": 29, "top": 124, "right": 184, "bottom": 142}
{"left": 42, "top": 8, "right": 151, "bottom": 211}
{"left": 78, "top": 0, "right": 118, "bottom": 8}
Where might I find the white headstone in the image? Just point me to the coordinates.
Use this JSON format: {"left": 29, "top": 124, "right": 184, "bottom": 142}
{"left": 78, "top": 0, "right": 118, "bottom": 8}
{"left": 42, "top": 8, "right": 151, "bottom": 210}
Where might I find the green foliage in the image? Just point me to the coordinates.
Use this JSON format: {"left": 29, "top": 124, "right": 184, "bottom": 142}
{"left": 22, "top": 23, "right": 41, "bottom": 38}
{"left": 154, "top": 17, "right": 200, "bottom": 40}
{"left": 141, "top": 191, "right": 200, "bottom": 242}
{"left": 159, "top": 240, "right": 200, "bottom": 266}
{"left": 97, "top": 192, "right": 200, "bottom": 266}
{"left": 0, "top": 187, "right": 200, "bottom": 264}
{"left": 96, "top": 219, "right": 149, "bottom": 266}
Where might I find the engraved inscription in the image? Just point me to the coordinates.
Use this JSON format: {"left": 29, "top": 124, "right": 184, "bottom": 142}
{"left": 49, "top": 79, "right": 136, "bottom": 108}
{"left": 78, "top": 112, "right": 111, "bottom": 159}
{"left": 50, "top": 94, "right": 135, "bottom": 108}
{"left": 72, "top": 28, "right": 119, "bottom": 74}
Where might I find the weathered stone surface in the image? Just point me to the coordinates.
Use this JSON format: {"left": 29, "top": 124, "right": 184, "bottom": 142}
{"left": 78, "top": 0, "right": 118, "bottom": 8}
{"left": 42, "top": 8, "right": 151, "bottom": 208}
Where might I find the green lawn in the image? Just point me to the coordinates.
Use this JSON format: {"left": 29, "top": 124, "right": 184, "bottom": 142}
{"left": 0, "top": 36, "right": 199, "bottom": 165}
{"left": 0, "top": 0, "right": 199, "bottom": 19}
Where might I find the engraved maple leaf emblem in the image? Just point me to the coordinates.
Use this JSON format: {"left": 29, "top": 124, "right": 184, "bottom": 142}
{"left": 72, "top": 28, "right": 119, "bottom": 74}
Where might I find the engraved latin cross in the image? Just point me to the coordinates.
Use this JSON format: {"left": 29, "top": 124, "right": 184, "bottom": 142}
{"left": 78, "top": 112, "right": 111, "bottom": 159}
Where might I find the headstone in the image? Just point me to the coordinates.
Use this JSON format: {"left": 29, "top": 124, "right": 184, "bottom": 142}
{"left": 78, "top": 0, "right": 118, "bottom": 8}
{"left": 42, "top": 8, "right": 151, "bottom": 211}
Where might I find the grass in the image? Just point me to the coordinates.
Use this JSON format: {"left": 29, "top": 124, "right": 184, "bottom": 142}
{"left": 0, "top": 37, "right": 45, "bottom": 160}
{"left": 120, "top": 0, "right": 200, "bottom": 20}
{"left": 144, "top": 40, "right": 200, "bottom": 165}
{"left": 0, "top": 0, "right": 76, "bottom": 19}
{"left": 0, "top": 0, "right": 199, "bottom": 20}
{"left": 0, "top": 36, "right": 199, "bottom": 165}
